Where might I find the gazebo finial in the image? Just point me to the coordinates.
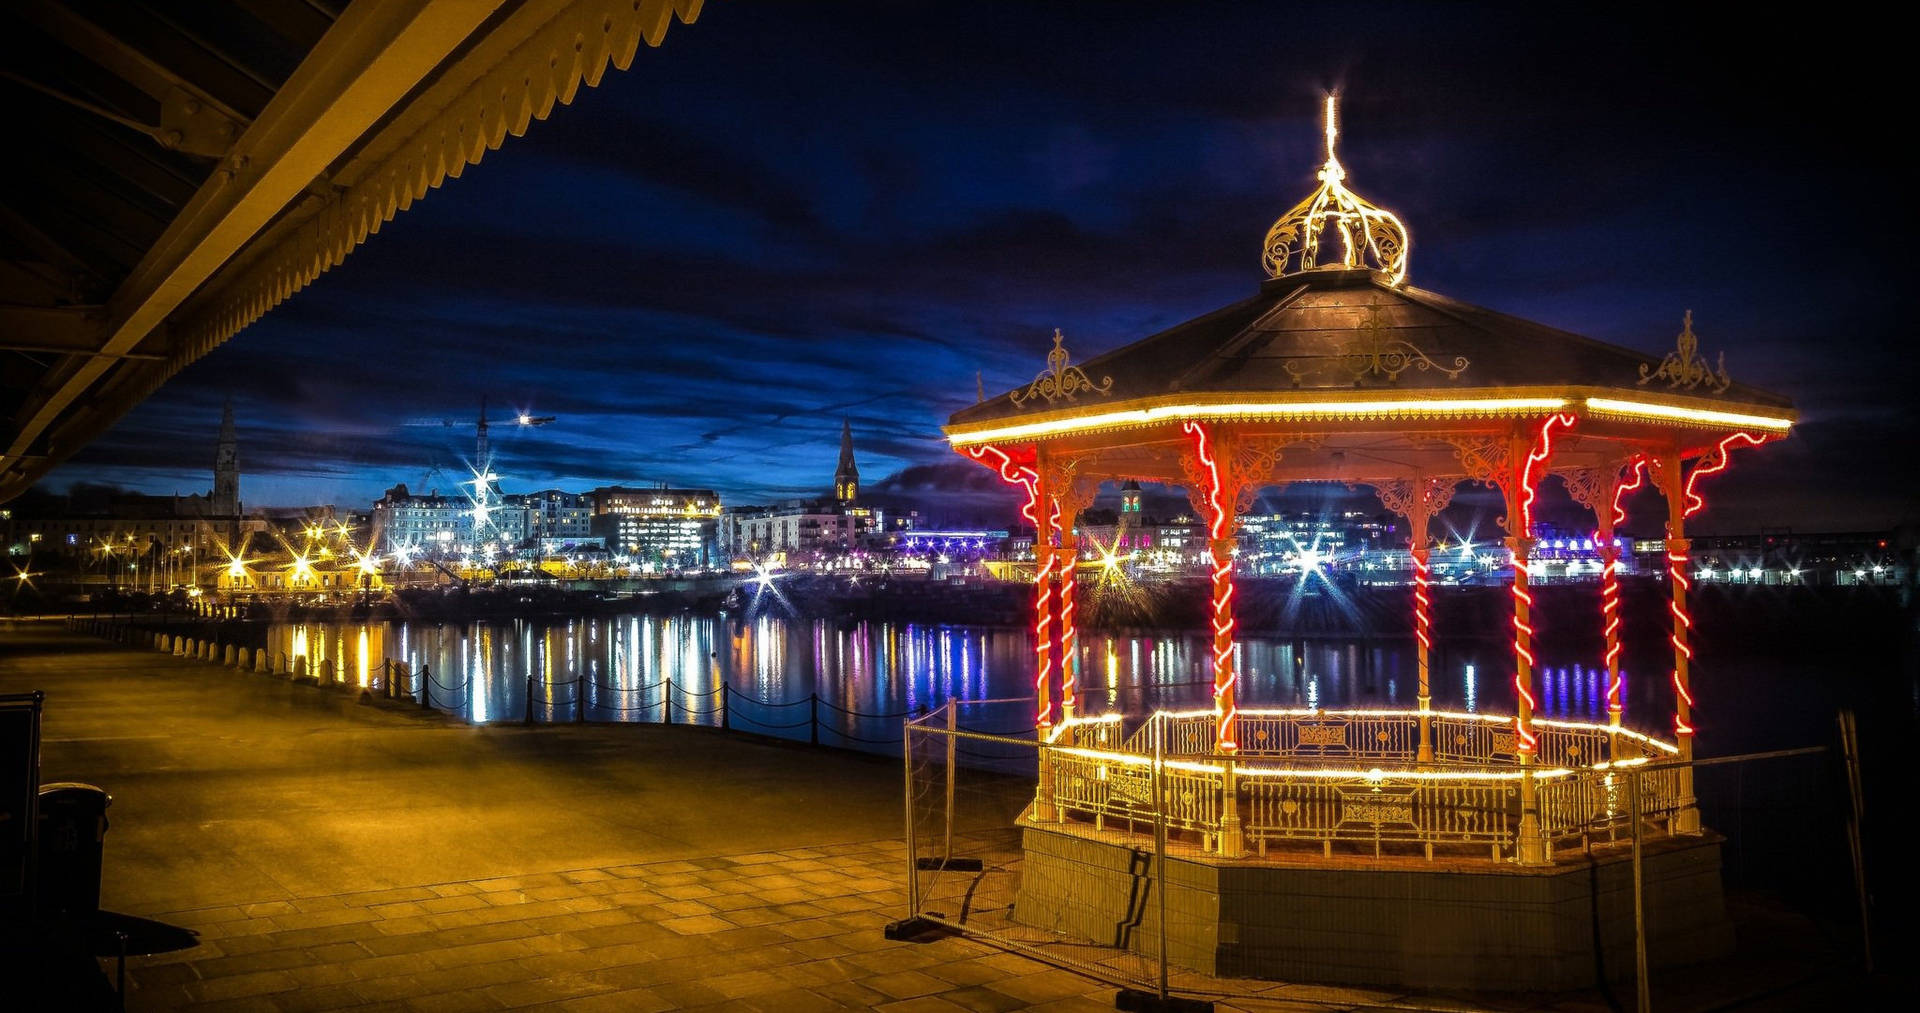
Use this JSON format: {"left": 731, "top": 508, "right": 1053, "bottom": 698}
{"left": 1262, "top": 93, "right": 1410, "bottom": 286}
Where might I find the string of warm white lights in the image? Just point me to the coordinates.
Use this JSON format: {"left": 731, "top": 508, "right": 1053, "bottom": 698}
{"left": 946, "top": 395, "right": 1792, "bottom": 448}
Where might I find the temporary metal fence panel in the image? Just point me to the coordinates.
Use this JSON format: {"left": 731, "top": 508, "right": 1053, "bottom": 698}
{"left": 903, "top": 707, "right": 1214, "bottom": 1000}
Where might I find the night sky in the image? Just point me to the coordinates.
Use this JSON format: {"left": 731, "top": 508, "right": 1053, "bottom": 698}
{"left": 41, "top": 3, "right": 1916, "bottom": 533}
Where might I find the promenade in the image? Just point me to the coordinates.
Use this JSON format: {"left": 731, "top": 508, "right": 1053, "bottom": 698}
{"left": 0, "top": 622, "right": 1860, "bottom": 1012}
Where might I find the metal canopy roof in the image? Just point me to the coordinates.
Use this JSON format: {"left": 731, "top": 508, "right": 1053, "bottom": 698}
{"left": 1, "top": 0, "right": 704, "bottom": 503}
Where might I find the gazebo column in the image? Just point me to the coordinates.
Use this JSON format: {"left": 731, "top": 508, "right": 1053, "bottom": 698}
{"left": 1183, "top": 422, "right": 1255, "bottom": 858}
{"left": 1373, "top": 475, "right": 1455, "bottom": 763}
{"left": 1564, "top": 457, "right": 1645, "bottom": 749}
{"left": 1409, "top": 516, "right": 1435, "bottom": 763}
{"left": 1657, "top": 453, "right": 1700, "bottom": 834}
{"left": 1031, "top": 470, "right": 1059, "bottom": 822}
{"left": 1056, "top": 526, "right": 1080, "bottom": 724}
{"left": 1042, "top": 472, "right": 1098, "bottom": 729}
{"left": 1506, "top": 528, "right": 1546, "bottom": 865}
{"left": 1484, "top": 414, "right": 1574, "bottom": 866}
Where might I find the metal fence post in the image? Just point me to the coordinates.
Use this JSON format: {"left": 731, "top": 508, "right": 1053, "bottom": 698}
{"left": 943, "top": 697, "right": 957, "bottom": 866}
{"left": 902, "top": 720, "right": 919, "bottom": 919}
{"left": 525, "top": 673, "right": 536, "bottom": 726}
{"left": 663, "top": 676, "right": 673, "bottom": 725}
{"left": 810, "top": 693, "right": 820, "bottom": 746}
{"left": 1838, "top": 710, "right": 1873, "bottom": 972}
{"left": 1153, "top": 710, "right": 1170, "bottom": 1003}
{"left": 420, "top": 666, "right": 431, "bottom": 710}
{"left": 576, "top": 668, "right": 585, "bottom": 723}
{"left": 720, "top": 685, "right": 730, "bottom": 731}
{"left": 1629, "top": 766, "right": 1650, "bottom": 1013}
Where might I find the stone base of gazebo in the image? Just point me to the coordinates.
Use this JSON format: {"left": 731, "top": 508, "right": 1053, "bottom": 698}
{"left": 1013, "top": 816, "right": 1733, "bottom": 991}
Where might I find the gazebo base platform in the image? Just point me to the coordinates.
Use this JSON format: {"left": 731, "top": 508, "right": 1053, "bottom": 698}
{"left": 1013, "top": 817, "right": 1733, "bottom": 991}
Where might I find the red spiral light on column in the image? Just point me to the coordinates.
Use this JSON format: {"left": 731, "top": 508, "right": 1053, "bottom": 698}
{"left": 1183, "top": 420, "right": 1239, "bottom": 752}
{"left": 1510, "top": 557, "right": 1539, "bottom": 754}
{"left": 1412, "top": 550, "right": 1432, "bottom": 654}
{"left": 1507, "top": 413, "right": 1574, "bottom": 756}
{"left": 1210, "top": 548, "right": 1238, "bottom": 750}
{"left": 1667, "top": 548, "right": 1695, "bottom": 737}
{"left": 1600, "top": 551, "right": 1624, "bottom": 718}
{"left": 1058, "top": 536, "right": 1078, "bottom": 721}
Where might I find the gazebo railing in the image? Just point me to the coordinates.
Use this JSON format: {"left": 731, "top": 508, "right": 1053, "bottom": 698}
{"left": 1116, "top": 708, "right": 1674, "bottom": 767}
{"left": 1242, "top": 774, "right": 1518, "bottom": 860}
{"left": 1044, "top": 711, "right": 1685, "bottom": 863}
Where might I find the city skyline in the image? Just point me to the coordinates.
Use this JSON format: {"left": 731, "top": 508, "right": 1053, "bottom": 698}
{"left": 32, "top": 4, "right": 1915, "bottom": 532}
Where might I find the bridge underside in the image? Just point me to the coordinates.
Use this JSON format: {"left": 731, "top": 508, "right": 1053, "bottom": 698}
{"left": 1, "top": 0, "right": 704, "bottom": 502}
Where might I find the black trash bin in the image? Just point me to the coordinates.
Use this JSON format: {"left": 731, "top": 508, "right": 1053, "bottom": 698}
{"left": 37, "top": 782, "right": 112, "bottom": 921}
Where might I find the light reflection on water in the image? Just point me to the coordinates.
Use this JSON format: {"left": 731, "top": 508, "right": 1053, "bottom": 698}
{"left": 265, "top": 615, "right": 1652, "bottom": 753}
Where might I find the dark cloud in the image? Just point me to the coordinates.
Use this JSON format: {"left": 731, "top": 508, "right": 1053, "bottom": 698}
{"left": 37, "top": 2, "right": 1915, "bottom": 531}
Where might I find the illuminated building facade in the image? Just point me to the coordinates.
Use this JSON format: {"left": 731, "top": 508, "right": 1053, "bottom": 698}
{"left": 717, "top": 421, "right": 881, "bottom": 564}
{"left": 589, "top": 486, "right": 720, "bottom": 567}
{"left": 520, "top": 489, "right": 593, "bottom": 541}
{"left": 718, "top": 502, "right": 876, "bottom": 563}
{"left": 371, "top": 485, "right": 469, "bottom": 555}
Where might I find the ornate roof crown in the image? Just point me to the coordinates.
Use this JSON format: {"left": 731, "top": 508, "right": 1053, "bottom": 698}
{"left": 1262, "top": 95, "right": 1410, "bottom": 286}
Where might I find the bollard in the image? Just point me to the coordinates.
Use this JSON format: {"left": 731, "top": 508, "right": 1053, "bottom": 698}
{"left": 295, "top": 656, "right": 308, "bottom": 680}
{"left": 525, "top": 673, "right": 537, "bottom": 725}
{"left": 575, "top": 669, "right": 585, "bottom": 724}
{"left": 319, "top": 659, "right": 334, "bottom": 685}
{"left": 810, "top": 693, "right": 820, "bottom": 746}
{"left": 255, "top": 649, "right": 268, "bottom": 674}
{"left": 420, "top": 665, "right": 431, "bottom": 710}
{"left": 171, "top": 637, "right": 183, "bottom": 657}
{"left": 720, "top": 685, "right": 730, "bottom": 731}
{"left": 224, "top": 645, "right": 235, "bottom": 666}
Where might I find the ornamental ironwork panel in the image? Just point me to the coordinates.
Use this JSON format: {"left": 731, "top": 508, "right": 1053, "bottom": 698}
{"left": 1639, "top": 310, "right": 1732, "bottom": 394}
{"left": 1281, "top": 305, "right": 1468, "bottom": 385}
{"left": 1010, "top": 329, "right": 1113, "bottom": 408}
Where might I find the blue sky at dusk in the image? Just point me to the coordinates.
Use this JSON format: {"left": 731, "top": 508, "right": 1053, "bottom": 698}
{"left": 42, "top": 3, "right": 1915, "bottom": 532}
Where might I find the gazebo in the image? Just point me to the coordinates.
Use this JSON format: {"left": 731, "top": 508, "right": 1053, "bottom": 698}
{"left": 944, "top": 98, "right": 1795, "bottom": 987}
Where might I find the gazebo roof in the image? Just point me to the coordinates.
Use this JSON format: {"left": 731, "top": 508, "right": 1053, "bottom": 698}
{"left": 946, "top": 97, "right": 1793, "bottom": 482}
{"left": 950, "top": 266, "right": 1793, "bottom": 432}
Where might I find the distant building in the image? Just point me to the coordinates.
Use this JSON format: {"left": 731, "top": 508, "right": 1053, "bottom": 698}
{"left": 4, "top": 401, "right": 258, "bottom": 577}
{"left": 834, "top": 419, "right": 859, "bottom": 504}
{"left": 719, "top": 501, "right": 875, "bottom": 562}
{"left": 371, "top": 485, "right": 468, "bottom": 554}
{"left": 717, "top": 420, "right": 879, "bottom": 564}
{"left": 589, "top": 486, "right": 720, "bottom": 568}
{"left": 519, "top": 489, "right": 593, "bottom": 542}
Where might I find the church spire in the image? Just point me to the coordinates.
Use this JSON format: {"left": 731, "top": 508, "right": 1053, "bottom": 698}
{"left": 213, "top": 397, "right": 239, "bottom": 516}
{"left": 834, "top": 419, "right": 859, "bottom": 504}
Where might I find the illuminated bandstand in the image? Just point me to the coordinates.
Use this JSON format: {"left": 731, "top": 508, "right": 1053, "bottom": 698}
{"left": 947, "top": 98, "right": 1794, "bottom": 987}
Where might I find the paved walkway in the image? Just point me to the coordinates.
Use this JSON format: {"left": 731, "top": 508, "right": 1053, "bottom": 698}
{"left": 0, "top": 622, "right": 1884, "bottom": 1012}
